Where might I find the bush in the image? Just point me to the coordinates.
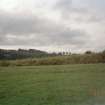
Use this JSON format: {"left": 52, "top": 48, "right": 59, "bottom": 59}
{"left": 0, "top": 61, "right": 10, "bottom": 67}
{"left": 0, "top": 52, "right": 105, "bottom": 67}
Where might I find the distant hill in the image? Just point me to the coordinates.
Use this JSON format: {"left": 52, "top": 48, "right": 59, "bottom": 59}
{"left": 0, "top": 49, "right": 51, "bottom": 60}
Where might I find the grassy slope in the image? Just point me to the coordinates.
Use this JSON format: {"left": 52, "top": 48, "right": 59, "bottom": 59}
{"left": 0, "top": 64, "right": 105, "bottom": 105}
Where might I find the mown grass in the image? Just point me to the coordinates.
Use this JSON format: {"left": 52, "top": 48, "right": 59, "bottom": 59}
{"left": 0, "top": 64, "right": 105, "bottom": 105}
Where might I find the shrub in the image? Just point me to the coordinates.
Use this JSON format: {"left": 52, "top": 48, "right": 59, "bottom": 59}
{"left": 0, "top": 61, "right": 10, "bottom": 67}
{"left": 0, "top": 52, "right": 105, "bottom": 67}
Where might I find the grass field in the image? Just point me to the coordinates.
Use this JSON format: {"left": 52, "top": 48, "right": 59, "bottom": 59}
{"left": 0, "top": 64, "right": 105, "bottom": 105}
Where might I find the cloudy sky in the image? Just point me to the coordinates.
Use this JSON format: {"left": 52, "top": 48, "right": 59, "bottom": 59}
{"left": 0, "top": 0, "right": 105, "bottom": 52}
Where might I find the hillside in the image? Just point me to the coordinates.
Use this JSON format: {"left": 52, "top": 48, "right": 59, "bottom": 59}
{"left": 0, "top": 49, "right": 50, "bottom": 60}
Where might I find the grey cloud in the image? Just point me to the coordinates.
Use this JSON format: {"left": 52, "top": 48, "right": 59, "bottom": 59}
{"left": 46, "top": 28, "right": 87, "bottom": 46}
{"left": 0, "top": 12, "right": 40, "bottom": 35}
{"left": 55, "top": 0, "right": 105, "bottom": 23}
{"left": 55, "top": 0, "right": 72, "bottom": 11}
{"left": 54, "top": 0, "right": 72, "bottom": 18}
{"left": 0, "top": 11, "right": 66, "bottom": 35}
{"left": 0, "top": 10, "right": 88, "bottom": 48}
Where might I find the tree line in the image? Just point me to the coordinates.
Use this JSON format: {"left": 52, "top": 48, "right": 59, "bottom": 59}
{"left": 0, "top": 49, "right": 105, "bottom": 66}
{"left": 0, "top": 49, "right": 49, "bottom": 60}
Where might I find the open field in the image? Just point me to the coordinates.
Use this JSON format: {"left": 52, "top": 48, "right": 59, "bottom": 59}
{"left": 0, "top": 64, "right": 105, "bottom": 105}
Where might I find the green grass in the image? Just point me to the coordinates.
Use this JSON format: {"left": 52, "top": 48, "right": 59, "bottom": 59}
{"left": 0, "top": 64, "right": 105, "bottom": 105}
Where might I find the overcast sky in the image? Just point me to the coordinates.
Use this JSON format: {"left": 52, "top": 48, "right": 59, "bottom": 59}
{"left": 0, "top": 0, "right": 105, "bottom": 52}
